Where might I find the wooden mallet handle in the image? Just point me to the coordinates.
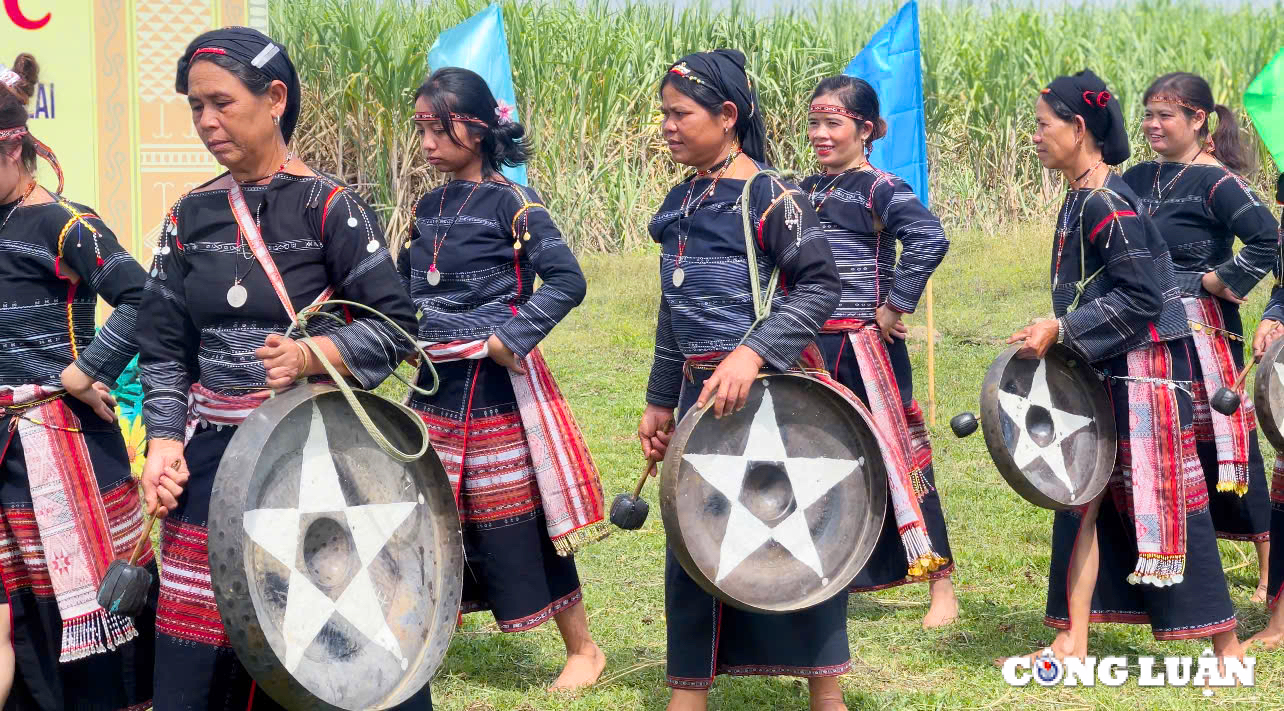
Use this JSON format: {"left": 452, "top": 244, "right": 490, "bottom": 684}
{"left": 128, "top": 516, "right": 156, "bottom": 566}
{"left": 632, "top": 462, "right": 654, "bottom": 499}
{"left": 1231, "top": 361, "right": 1255, "bottom": 392}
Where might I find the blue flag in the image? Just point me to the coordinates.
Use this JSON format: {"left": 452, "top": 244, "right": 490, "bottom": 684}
{"left": 843, "top": 1, "right": 929, "bottom": 208}
{"left": 428, "top": 4, "right": 526, "bottom": 185}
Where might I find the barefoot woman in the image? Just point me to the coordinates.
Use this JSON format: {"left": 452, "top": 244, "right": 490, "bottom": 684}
{"left": 400, "top": 67, "right": 607, "bottom": 689}
{"left": 1009, "top": 70, "right": 1240, "bottom": 662}
{"left": 638, "top": 50, "right": 849, "bottom": 711}
{"left": 801, "top": 75, "right": 959, "bottom": 629}
{"left": 1122, "top": 73, "right": 1278, "bottom": 603}
{"left": 137, "top": 28, "right": 428, "bottom": 709}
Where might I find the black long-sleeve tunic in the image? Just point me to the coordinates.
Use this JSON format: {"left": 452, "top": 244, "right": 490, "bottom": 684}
{"left": 1051, "top": 173, "right": 1189, "bottom": 363}
{"left": 137, "top": 172, "right": 417, "bottom": 442}
{"left": 0, "top": 195, "right": 145, "bottom": 389}
{"left": 646, "top": 166, "right": 840, "bottom": 408}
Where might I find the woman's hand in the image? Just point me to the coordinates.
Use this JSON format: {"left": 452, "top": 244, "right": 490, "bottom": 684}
{"left": 1254, "top": 318, "right": 1283, "bottom": 362}
{"left": 638, "top": 404, "right": 676, "bottom": 476}
{"left": 255, "top": 334, "right": 307, "bottom": 390}
{"left": 486, "top": 334, "right": 527, "bottom": 375}
{"left": 142, "top": 439, "right": 189, "bottom": 518}
{"left": 1007, "top": 319, "right": 1060, "bottom": 360}
{"left": 1202, "top": 270, "right": 1246, "bottom": 305}
{"left": 875, "top": 304, "right": 909, "bottom": 344}
{"left": 59, "top": 363, "right": 117, "bottom": 423}
{"left": 696, "top": 345, "right": 765, "bottom": 418}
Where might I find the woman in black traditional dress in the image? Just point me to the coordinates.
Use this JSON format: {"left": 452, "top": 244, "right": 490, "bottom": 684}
{"left": 801, "top": 75, "right": 959, "bottom": 629}
{"left": 1005, "top": 70, "right": 1240, "bottom": 662}
{"left": 0, "top": 53, "right": 156, "bottom": 710}
{"left": 1122, "top": 72, "right": 1279, "bottom": 603}
{"left": 400, "top": 67, "right": 607, "bottom": 689}
{"left": 636, "top": 49, "right": 848, "bottom": 711}
{"left": 1248, "top": 173, "right": 1284, "bottom": 648}
{"left": 136, "top": 28, "right": 427, "bottom": 710}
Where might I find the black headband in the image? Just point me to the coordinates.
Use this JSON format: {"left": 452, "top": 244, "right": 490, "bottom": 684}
{"left": 176, "top": 27, "right": 301, "bottom": 144}
{"left": 668, "top": 49, "right": 756, "bottom": 122}
{"left": 1043, "top": 69, "right": 1129, "bottom": 166}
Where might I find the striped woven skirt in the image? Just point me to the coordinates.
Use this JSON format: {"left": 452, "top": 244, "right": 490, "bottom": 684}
{"left": 409, "top": 358, "right": 582, "bottom": 632}
{"left": 1044, "top": 339, "right": 1237, "bottom": 640}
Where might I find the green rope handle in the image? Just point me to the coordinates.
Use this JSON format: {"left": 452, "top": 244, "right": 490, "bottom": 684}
{"left": 1066, "top": 187, "right": 1119, "bottom": 314}
{"left": 736, "top": 170, "right": 785, "bottom": 348}
{"left": 283, "top": 299, "right": 439, "bottom": 463}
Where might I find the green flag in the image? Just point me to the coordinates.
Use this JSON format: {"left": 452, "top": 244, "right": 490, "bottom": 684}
{"left": 1245, "top": 47, "right": 1284, "bottom": 173}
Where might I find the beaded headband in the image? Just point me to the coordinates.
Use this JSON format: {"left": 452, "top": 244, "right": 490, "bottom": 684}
{"left": 412, "top": 111, "right": 489, "bottom": 128}
{"left": 809, "top": 103, "right": 866, "bottom": 122}
{"left": 0, "top": 124, "right": 65, "bottom": 193}
{"left": 666, "top": 62, "right": 756, "bottom": 118}
{"left": 668, "top": 62, "right": 707, "bottom": 87}
{"left": 1146, "top": 93, "right": 1203, "bottom": 114}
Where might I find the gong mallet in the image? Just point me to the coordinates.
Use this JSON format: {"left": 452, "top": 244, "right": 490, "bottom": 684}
{"left": 610, "top": 463, "right": 657, "bottom": 530}
{"left": 1210, "top": 360, "right": 1257, "bottom": 416}
{"left": 949, "top": 412, "right": 980, "bottom": 438}
{"left": 97, "top": 459, "right": 178, "bottom": 617}
{"left": 97, "top": 514, "right": 157, "bottom": 617}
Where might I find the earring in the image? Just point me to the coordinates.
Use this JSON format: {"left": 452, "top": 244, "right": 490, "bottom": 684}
{"left": 273, "top": 115, "right": 280, "bottom": 127}
{"left": 723, "top": 125, "right": 729, "bottom": 135}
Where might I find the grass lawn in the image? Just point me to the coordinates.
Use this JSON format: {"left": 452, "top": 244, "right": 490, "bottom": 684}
{"left": 384, "top": 222, "right": 1283, "bottom": 710}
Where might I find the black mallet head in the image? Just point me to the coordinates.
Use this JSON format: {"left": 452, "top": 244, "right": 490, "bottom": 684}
{"left": 1210, "top": 387, "right": 1242, "bottom": 416}
{"left": 610, "top": 492, "right": 650, "bottom": 530}
{"left": 950, "top": 412, "right": 979, "bottom": 438}
{"left": 97, "top": 559, "right": 154, "bottom": 618}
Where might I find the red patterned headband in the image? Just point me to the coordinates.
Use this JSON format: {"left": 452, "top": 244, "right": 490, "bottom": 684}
{"left": 1147, "top": 93, "right": 1203, "bottom": 114}
{"left": 0, "top": 124, "right": 65, "bottom": 193}
{"left": 809, "top": 103, "right": 866, "bottom": 123}
{"left": 412, "top": 111, "right": 488, "bottom": 127}
{"left": 1039, "top": 87, "right": 1110, "bottom": 108}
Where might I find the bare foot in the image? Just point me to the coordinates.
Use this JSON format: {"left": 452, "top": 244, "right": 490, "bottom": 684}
{"left": 808, "top": 678, "right": 847, "bottom": 711}
{"left": 1246, "top": 626, "right": 1284, "bottom": 650}
{"left": 1250, "top": 582, "right": 1269, "bottom": 604}
{"left": 550, "top": 641, "right": 606, "bottom": 691}
{"left": 922, "top": 595, "right": 959, "bottom": 629}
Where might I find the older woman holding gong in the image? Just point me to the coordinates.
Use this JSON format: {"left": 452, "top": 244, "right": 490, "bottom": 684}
{"left": 136, "top": 28, "right": 426, "bottom": 710}
{"left": 1005, "top": 69, "right": 1240, "bottom": 665}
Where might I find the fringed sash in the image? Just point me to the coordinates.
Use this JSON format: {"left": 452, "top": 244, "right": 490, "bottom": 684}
{"left": 820, "top": 320, "right": 947, "bottom": 577}
{"left": 1183, "top": 296, "right": 1252, "bottom": 495}
{"left": 0, "top": 385, "right": 141, "bottom": 661}
{"left": 422, "top": 340, "right": 608, "bottom": 555}
{"left": 1122, "top": 344, "right": 1188, "bottom": 586}
{"left": 184, "top": 383, "right": 274, "bottom": 442}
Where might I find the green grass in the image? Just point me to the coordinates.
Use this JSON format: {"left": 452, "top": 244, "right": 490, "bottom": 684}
{"left": 371, "top": 223, "right": 1284, "bottom": 710}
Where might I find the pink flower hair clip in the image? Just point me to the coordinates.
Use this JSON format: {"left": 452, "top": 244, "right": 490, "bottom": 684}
{"left": 495, "top": 99, "right": 515, "bottom": 126}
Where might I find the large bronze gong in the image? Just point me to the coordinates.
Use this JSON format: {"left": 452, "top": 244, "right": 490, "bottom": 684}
{"left": 209, "top": 384, "right": 463, "bottom": 711}
{"left": 1253, "top": 335, "right": 1284, "bottom": 451}
{"left": 977, "top": 344, "right": 1116, "bottom": 509}
{"left": 660, "top": 374, "right": 887, "bottom": 614}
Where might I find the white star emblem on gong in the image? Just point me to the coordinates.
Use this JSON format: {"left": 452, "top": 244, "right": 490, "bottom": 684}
{"left": 242, "top": 405, "right": 419, "bottom": 674}
{"left": 996, "top": 358, "right": 1093, "bottom": 497}
{"left": 682, "top": 385, "right": 858, "bottom": 584}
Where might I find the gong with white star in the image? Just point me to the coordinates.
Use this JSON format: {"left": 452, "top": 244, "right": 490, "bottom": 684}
{"left": 209, "top": 384, "right": 462, "bottom": 711}
{"left": 1252, "top": 335, "right": 1284, "bottom": 451}
{"left": 979, "top": 344, "right": 1115, "bottom": 509}
{"left": 660, "top": 374, "right": 887, "bottom": 614}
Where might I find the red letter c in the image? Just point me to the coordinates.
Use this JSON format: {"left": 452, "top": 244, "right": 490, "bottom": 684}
{"left": 6, "top": 0, "right": 51, "bottom": 30}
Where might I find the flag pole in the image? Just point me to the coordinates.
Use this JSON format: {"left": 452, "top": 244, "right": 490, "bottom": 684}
{"left": 926, "top": 277, "right": 936, "bottom": 425}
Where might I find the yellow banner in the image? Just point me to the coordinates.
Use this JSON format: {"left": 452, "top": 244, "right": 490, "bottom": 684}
{"left": 2, "top": 0, "right": 269, "bottom": 261}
